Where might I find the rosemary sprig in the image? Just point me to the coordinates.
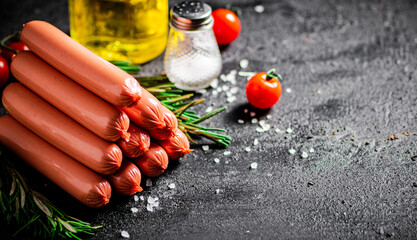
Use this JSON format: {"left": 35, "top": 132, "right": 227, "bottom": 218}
{"left": 134, "top": 74, "right": 231, "bottom": 147}
{"left": 0, "top": 150, "right": 100, "bottom": 239}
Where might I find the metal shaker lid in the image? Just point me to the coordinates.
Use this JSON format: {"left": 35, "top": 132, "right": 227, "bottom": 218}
{"left": 170, "top": 1, "right": 213, "bottom": 31}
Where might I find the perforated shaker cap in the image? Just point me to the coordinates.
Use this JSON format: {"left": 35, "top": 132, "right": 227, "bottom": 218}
{"left": 170, "top": 1, "right": 213, "bottom": 31}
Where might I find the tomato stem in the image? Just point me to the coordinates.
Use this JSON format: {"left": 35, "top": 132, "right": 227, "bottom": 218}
{"left": 266, "top": 69, "right": 283, "bottom": 81}
{"left": 0, "top": 32, "right": 21, "bottom": 54}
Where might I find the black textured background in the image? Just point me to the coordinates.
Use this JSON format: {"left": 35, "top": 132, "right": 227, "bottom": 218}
{"left": 1, "top": 0, "right": 417, "bottom": 239}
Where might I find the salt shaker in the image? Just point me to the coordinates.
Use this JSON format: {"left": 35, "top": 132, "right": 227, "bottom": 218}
{"left": 163, "top": 1, "right": 222, "bottom": 90}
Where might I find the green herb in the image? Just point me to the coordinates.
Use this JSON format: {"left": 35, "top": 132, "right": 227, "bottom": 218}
{"left": 0, "top": 150, "right": 100, "bottom": 240}
{"left": 135, "top": 75, "right": 231, "bottom": 147}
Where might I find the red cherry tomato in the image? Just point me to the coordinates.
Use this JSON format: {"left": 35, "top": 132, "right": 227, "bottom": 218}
{"left": 212, "top": 9, "right": 241, "bottom": 45}
{"left": 246, "top": 69, "right": 282, "bottom": 109}
{"left": 0, "top": 56, "right": 10, "bottom": 87}
{"left": 1, "top": 41, "right": 29, "bottom": 63}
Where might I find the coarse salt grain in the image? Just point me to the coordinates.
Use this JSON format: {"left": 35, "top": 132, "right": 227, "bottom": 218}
{"left": 250, "top": 162, "right": 258, "bottom": 169}
{"left": 131, "top": 207, "right": 139, "bottom": 213}
{"left": 121, "top": 230, "right": 130, "bottom": 238}
{"left": 256, "top": 127, "right": 265, "bottom": 133}
{"left": 168, "top": 183, "right": 176, "bottom": 189}
{"left": 240, "top": 59, "right": 249, "bottom": 69}
{"left": 267, "top": 115, "right": 272, "bottom": 119}
{"left": 286, "top": 88, "right": 292, "bottom": 93}
{"left": 275, "top": 128, "right": 282, "bottom": 133}
{"left": 238, "top": 119, "right": 245, "bottom": 124}
{"left": 245, "top": 147, "right": 251, "bottom": 152}
{"left": 148, "top": 196, "right": 156, "bottom": 204}
{"left": 214, "top": 158, "right": 220, "bottom": 164}
{"left": 301, "top": 151, "right": 308, "bottom": 158}
{"left": 210, "top": 78, "right": 219, "bottom": 88}
{"left": 146, "top": 179, "right": 152, "bottom": 187}
{"left": 146, "top": 204, "right": 154, "bottom": 212}
{"left": 289, "top": 148, "right": 296, "bottom": 155}
{"left": 253, "top": 138, "right": 259, "bottom": 146}
{"left": 309, "top": 147, "right": 315, "bottom": 153}
{"left": 244, "top": 108, "right": 248, "bottom": 113}
{"left": 215, "top": 189, "right": 221, "bottom": 194}
{"left": 133, "top": 195, "right": 139, "bottom": 202}
{"left": 222, "top": 85, "right": 230, "bottom": 91}
{"left": 251, "top": 118, "right": 258, "bottom": 124}
{"left": 286, "top": 128, "right": 293, "bottom": 134}
{"left": 205, "top": 106, "right": 213, "bottom": 113}
{"left": 254, "top": 5, "right": 265, "bottom": 13}
{"left": 223, "top": 151, "right": 232, "bottom": 156}
{"left": 250, "top": 112, "right": 256, "bottom": 117}
{"left": 230, "top": 87, "right": 239, "bottom": 94}
{"left": 227, "top": 96, "right": 237, "bottom": 103}
{"left": 202, "top": 145, "right": 209, "bottom": 151}
{"left": 216, "top": 87, "right": 222, "bottom": 92}
{"left": 140, "top": 196, "right": 144, "bottom": 201}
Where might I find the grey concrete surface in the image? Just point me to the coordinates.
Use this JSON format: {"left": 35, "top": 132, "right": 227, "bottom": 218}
{"left": 1, "top": 0, "right": 417, "bottom": 239}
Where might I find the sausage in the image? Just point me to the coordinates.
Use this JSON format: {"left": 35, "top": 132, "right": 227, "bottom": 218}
{"left": 132, "top": 142, "right": 168, "bottom": 177}
{"left": 20, "top": 20, "right": 141, "bottom": 107}
{"left": 2, "top": 83, "right": 122, "bottom": 175}
{"left": 11, "top": 51, "right": 130, "bottom": 142}
{"left": 107, "top": 161, "right": 143, "bottom": 196}
{"left": 0, "top": 115, "right": 111, "bottom": 208}
{"left": 121, "top": 87, "right": 166, "bottom": 130}
{"left": 117, "top": 124, "right": 150, "bottom": 158}
{"left": 148, "top": 105, "right": 178, "bottom": 140}
{"left": 158, "top": 128, "right": 192, "bottom": 160}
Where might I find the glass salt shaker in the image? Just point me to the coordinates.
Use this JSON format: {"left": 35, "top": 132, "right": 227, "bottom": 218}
{"left": 163, "top": 1, "right": 222, "bottom": 90}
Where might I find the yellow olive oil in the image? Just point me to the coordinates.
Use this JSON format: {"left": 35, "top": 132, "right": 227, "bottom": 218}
{"left": 68, "top": 0, "right": 168, "bottom": 64}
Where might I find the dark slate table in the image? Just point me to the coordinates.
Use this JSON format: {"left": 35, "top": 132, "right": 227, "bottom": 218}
{"left": 1, "top": 0, "right": 417, "bottom": 239}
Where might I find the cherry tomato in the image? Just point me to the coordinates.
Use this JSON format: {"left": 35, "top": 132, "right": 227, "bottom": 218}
{"left": 212, "top": 9, "right": 241, "bottom": 45}
{"left": 246, "top": 69, "right": 282, "bottom": 109}
{"left": 1, "top": 41, "right": 29, "bottom": 63}
{"left": 0, "top": 56, "right": 10, "bottom": 87}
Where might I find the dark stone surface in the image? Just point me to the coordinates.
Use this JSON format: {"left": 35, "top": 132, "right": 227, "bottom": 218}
{"left": 1, "top": 0, "right": 417, "bottom": 239}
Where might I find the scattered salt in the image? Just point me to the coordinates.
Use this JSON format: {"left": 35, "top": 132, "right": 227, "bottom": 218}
{"left": 148, "top": 196, "right": 156, "bottom": 204}
{"left": 222, "top": 85, "right": 230, "bottom": 91}
{"left": 266, "top": 115, "right": 272, "bottom": 119}
{"left": 227, "top": 96, "right": 237, "bottom": 103}
{"left": 212, "top": 90, "right": 218, "bottom": 96}
{"left": 240, "top": 59, "right": 249, "bottom": 69}
{"left": 309, "top": 147, "right": 315, "bottom": 153}
{"left": 225, "top": 160, "right": 229, "bottom": 164}
{"left": 215, "top": 189, "right": 221, "bottom": 194}
{"left": 205, "top": 106, "right": 213, "bottom": 113}
{"left": 223, "top": 151, "right": 232, "bottom": 156}
{"left": 259, "top": 120, "right": 271, "bottom": 131}
{"left": 146, "top": 204, "right": 154, "bottom": 212}
{"left": 121, "top": 230, "right": 130, "bottom": 238}
{"left": 226, "top": 92, "right": 233, "bottom": 97}
{"left": 286, "top": 128, "right": 293, "bottom": 134}
{"left": 133, "top": 195, "right": 139, "bottom": 202}
{"left": 256, "top": 127, "right": 265, "bottom": 133}
{"left": 210, "top": 78, "right": 219, "bottom": 88}
{"left": 245, "top": 147, "right": 251, "bottom": 152}
{"left": 301, "top": 151, "right": 308, "bottom": 158}
{"left": 140, "top": 196, "right": 144, "bottom": 201}
{"left": 253, "top": 138, "right": 259, "bottom": 146}
{"left": 286, "top": 88, "right": 292, "bottom": 93}
{"left": 153, "top": 201, "right": 160, "bottom": 207}
{"left": 213, "top": 158, "right": 220, "bottom": 164}
{"left": 289, "top": 148, "right": 296, "bottom": 155}
{"left": 146, "top": 179, "right": 152, "bottom": 187}
{"left": 238, "top": 119, "right": 245, "bottom": 124}
{"left": 202, "top": 145, "right": 209, "bottom": 151}
{"left": 254, "top": 5, "right": 265, "bottom": 13}
{"left": 251, "top": 118, "right": 258, "bottom": 124}
{"left": 244, "top": 108, "right": 248, "bottom": 113}
{"left": 230, "top": 87, "right": 239, "bottom": 94}
{"left": 168, "top": 183, "right": 176, "bottom": 189}
{"left": 250, "top": 112, "right": 256, "bottom": 117}
{"left": 250, "top": 162, "right": 258, "bottom": 169}
{"left": 275, "top": 128, "right": 282, "bottom": 133}
{"left": 317, "top": 89, "right": 322, "bottom": 95}
{"left": 238, "top": 71, "right": 256, "bottom": 79}
{"left": 216, "top": 87, "right": 223, "bottom": 92}
{"left": 131, "top": 207, "right": 139, "bottom": 213}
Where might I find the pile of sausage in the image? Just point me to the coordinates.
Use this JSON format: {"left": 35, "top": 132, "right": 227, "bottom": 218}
{"left": 0, "top": 21, "right": 191, "bottom": 208}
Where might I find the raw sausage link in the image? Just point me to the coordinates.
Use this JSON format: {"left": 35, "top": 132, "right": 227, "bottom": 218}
{"left": 20, "top": 20, "right": 141, "bottom": 107}
{"left": 149, "top": 105, "right": 178, "bottom": 140}
{"left": 122, "top": 87, "right": 166, "bottom": 130}
{"left": 11, "top": 51, "right": 130, "bottom": 142}
{"left": 117, "top": 124, "right": 150, "bottom": 158}
{"left": 107, "top": 161, "right": 143, "bottom": 196}
{"left": 2, "top": 83, "right": 122, "bottom": 175}
{"left": 0, "top": 115, "right": 111, "bottom": 208}
{"left": 159, "top": 128, "right": 192, "bottom": 161}
{"left": 132, "top": 142, "right": 168, "bottom": 177}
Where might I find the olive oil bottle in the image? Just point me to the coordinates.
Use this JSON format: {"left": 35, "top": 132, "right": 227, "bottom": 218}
{"left": 68, "top": 0, "right": 168, "bottom": 64}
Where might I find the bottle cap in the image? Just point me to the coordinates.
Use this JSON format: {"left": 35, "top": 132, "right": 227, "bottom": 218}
{"left": 170, "top": 1, "right": 213, "bottom": 31}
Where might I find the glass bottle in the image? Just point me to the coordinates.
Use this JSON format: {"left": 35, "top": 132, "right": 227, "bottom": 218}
{"left": 163, "top": 1, "right": 222, "bottom": 90}
{"left": 68, "top": 0, "right": 168, "bottom": 64}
